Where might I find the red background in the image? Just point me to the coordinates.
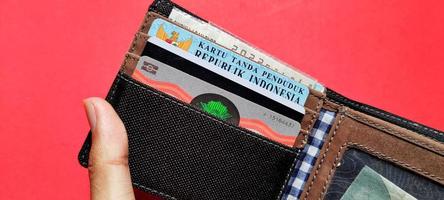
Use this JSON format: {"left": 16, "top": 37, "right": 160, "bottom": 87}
{"left": 1, "top": 0, "right": 443, "bottom": 199}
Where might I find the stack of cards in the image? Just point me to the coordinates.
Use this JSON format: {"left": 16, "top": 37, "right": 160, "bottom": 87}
{"left": 124, "top": 12, "right": 323, "bottom": 147}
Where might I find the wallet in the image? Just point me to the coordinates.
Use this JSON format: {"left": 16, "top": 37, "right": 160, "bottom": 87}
{"left": 78, "top": 0, "right": 444, "bottom": 199}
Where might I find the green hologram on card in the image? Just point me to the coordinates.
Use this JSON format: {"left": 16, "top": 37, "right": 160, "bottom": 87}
{"left": 200, "top": 100, "right": 232, "bottom": 121}
{"left": 341, "top": 166, "right": 416, "bottom": 200}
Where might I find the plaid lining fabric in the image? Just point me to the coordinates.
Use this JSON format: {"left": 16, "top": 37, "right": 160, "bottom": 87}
{"left": 282, "top": 109, "right": 336, "bottom": 200}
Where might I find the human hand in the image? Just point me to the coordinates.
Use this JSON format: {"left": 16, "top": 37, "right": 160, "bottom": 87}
{"left": 84, "top": 97, "right": 135, "bottom": 200}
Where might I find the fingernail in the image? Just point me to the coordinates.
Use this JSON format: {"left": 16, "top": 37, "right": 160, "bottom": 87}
{"left": 83, "top": 98, "right": 97, "bottom": 130}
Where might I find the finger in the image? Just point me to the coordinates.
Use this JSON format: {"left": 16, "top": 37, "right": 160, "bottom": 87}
{"left": 84, "top": 97, "right": 135, "bottom": 200}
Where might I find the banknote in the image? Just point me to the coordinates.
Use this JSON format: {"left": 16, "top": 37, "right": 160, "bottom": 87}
{"left": 129, "top": 55, "right": 302, "bottom": 146}
{"left": 341, "top": 166, "right": 416, "bottom": 200}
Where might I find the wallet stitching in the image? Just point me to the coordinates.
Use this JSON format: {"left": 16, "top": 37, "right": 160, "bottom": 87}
{"left": 129, "top": 33, "right": 140, "bottom": 53}
{"left": 121, "top": 54, "right": 131, "bottom": 72}
{"left": 141, "top": 13, "right": 151, "bottom": 32}
{"left": 303, "top": 113, "right": 345, "bottom": 200}
{"left": 296, "top": 131, "right": 309, "bottom": 148}
{"left": 323, "top": 100, "right": 340, "bottom": 112}
{"left": 309, "top": 91, "right": 324, "bottom": 99}
{"left": 317, "top": 141, "right": 444, "bottom": 199}
{"left": 348, "top": 142, "right": 443, "bottom": 182}
{"left": 318, "top": 142, "right": 348, "bottom": 200}
{"left": 122, "top": 53, "right": 139, "bottom": 72}
{"left": 129, "top": 32, "right": 148, "bottom": 55}
{"left": 118, "top": 73, "right": 297, "bottom": 153}
{"left": 359, "top": 103, "right": 444, "bottom": 137}
{"left": 108, "top": 75, "right": 122, "bottom": 103}
{"left": 299, "top": 97, "right": 324, "bottom": 148}
{"left": 328, "top": 92, "right": 444, "bottom": 139}
{"left": 277, "top": 150, "right": 300, "bottom": 199}
{"left": 313, "top": 143, "right": 444, "bottom": 198}
{"left": 346, "top": 112, "right": 444, "bottom": 155}
{"left": 133, "top": 183, "right": 177, "bottom": 200}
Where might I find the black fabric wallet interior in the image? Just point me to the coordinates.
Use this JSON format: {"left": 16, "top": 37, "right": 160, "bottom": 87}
{"left": 78, "top": 72, "right": 299, "bottom": 200}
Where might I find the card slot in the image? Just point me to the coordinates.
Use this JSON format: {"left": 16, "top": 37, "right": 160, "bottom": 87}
{"left": 120, "top": 53, "right": 306, "bottom": 146}
{"left": 128, "top": 31, "right": 324, "bottom": 113}
{"left": 123, "top": 51, "right": 321, "bottom": 118}
{"left": 79, "top": 72, "right": 299, "bottom": 200}
{"left": 122, "top": 53, "right": 318, "bottom": 139}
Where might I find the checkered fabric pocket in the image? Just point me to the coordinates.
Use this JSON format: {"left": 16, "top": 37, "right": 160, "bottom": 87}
{"left": 281, "top": 109, "right": 336, "bottom": 200}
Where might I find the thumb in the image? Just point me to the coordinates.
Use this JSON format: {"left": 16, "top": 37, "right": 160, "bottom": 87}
{"left": 84, "top": 97, "right": 135, "bottom": 200}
